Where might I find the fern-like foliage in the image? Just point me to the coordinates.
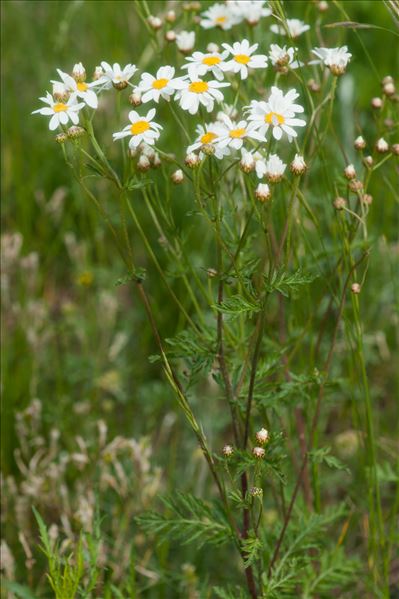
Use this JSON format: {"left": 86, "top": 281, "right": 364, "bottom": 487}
{"left": 212, "top": 293, "right": 261, "bottom": 319}
{"left": 264, "top": 268, "right": 317, "bottom": 297}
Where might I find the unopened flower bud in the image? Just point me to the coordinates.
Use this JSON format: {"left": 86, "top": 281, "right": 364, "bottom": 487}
{"left": 113, "top": 80, "right": 128, "bottom": 91}
{"left": 391, "top": 143, "right": 399, "bottom": 156}
{"left": 240, "top": 151, "right": 255, "bottom": 173}
{"left": 349, "top": 179, "right": 363, "bottom": 193}
{"left": 252, "top": 446, "right": 265, "bottom": 459}
{"left": 308, "top": 78, "right": 321, "bottom": 93}
{"left": 362, "top": 193, "right": 373, "bottom": 205}
{"left": 317, "top": 0, "right": 329, "bottom": 11}
{"left": 67, "top": 125, "right": 85, "bottom": 139}
{"left": 55, "top": 132, "right": 68, "bottom": 144}
{"left": 93, "top": 66, "right": 104, "bottom": 80}
{"left": 148, "top": 15, "right": 162, "bottom": 30}
{"left": 165, "top": 30, "right": 176, "bottom": 42}
{"left": 333, "top": 196, "right": 346, "bottom": 211}
{"left": 176, "top": 31, "right": 195, "bottom": 54}
{"left": 255, "top": 428, "right": 269, "bottom": 445}
{"left": 382, "top": 75, "right": 393, "bottom": 86}
{"left": 152, "top": 153, "right": 161, "bottom": 168}
{"left": 383, "top": 82, "right": 395, "bottom": 96}
{"left": 207, "top": 268, "right": 217, "bottom": 278}
{"left": 290, "top": 154, "right": 307, "bottom": 175}
{"left": 72, "top": 62, "right": 86, "bottom": 82}
{"left": 375, "top": 137, "right": 389, "bottom": 153}
{"left": 255, "top": 183, "right": 271, "bottom": 202}
{"left": 371, "top": 97, "right": 383, "bottom": 109}
{"left": 171, "top": 169, "right": 184, "bottom": 184}
{"left": 344, "top": 164, "right": 356, "bottom": 180}
{"left": 137, "top": 155, "right": 151, "bottom": 172}
{"left": 363, "top": 155, "right": 374, "bottom": 168}
{"left": 166, "top": 9, "right": 176, "bottom": 22}
{"left": 129, "top": 91, "right": 142, "bottom": 106}
{"left": 384, "top": 118, "right": 394, "bottom": 129}
{"left": 185, "top": 152, "right": 201, "bottom": 168}
{"left": 128, "top": 147, "right": 139, "bottom": 159}
{"left": 351, "top": 283, "right": 361, "bottom": 294}
{"left": 201, "top": 143, "right": 215, "bottom": 156}
{"left": 329, "top": 64, "right": 346, "bottom": 76}
{"left": 250, "top": 486, "right": 263, "bottom": 497}
{"left": 354, "top": 136, "right": 366, "bottom": 150}
{"left": 207, "top": 42, "right": 219, "bottom": 53}
{"left": 52, "top": 82, "right": 68, "bottom": 102}
{"left": 222, "top": 444, "right": 234, "bottom": 457}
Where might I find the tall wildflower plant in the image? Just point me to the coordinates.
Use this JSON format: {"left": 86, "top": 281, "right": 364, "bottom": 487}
{"left": 26, "top": 0, "right": 398, "bottom": 596}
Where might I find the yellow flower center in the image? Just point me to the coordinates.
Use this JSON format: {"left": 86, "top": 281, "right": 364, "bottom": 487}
{"left": 152, "top": 78, "right": 169, "bottom": 90}
{"left": 53, "top": 103, "right": 68, "bottom": 113}
{"left": 234, "top": 54, "right": 250, "bottom": 64}
{"left": 229, "top": 128, "right": 246, "bottom": 138}
{"left": 216, "top": 16, "right": 226, "bottom": 24}
{"left": 265, "top": 112, "right": 285, "bottom": 125}
{"left": 202, "top": 56, "right": 221, "bottom": 66}
{"left": 130, "top": 120, "right": 150, "bottom": 135}
{"left": 200, "top": 132, "right": 217, "bottom": 144}
{"left": 77, "top": 82, "right": 88, "bottom": 91}
{"left": 189, "top": 81, "right": 209, "bottom": 94}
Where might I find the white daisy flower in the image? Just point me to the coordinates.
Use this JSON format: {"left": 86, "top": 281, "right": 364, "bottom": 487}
{"left": 99, "top": 62, "right": 137, "bottom": 90}
{"left": 200, "top": 3, "right": 240, "bottom": 30}
{"left": 265, "top": 153, "right": 286, "bottom": 182}
{"left": 136, "top": 66, "right": 183, "bottom": 103}
{"left": 269, "top": 44, "right": 302, "bottom": 70}
{"left": 112, "top": 108, "right": 162, "bottom": 149}
{"left": 32, "top": 92, "right": 85, "bottom": 131}
{"left": 270, "top": 18, "right": 310, "bottom": 38}
{"left": 227, "top": 1, "right": 271, "bottom": 25}
{"left": 216, "top": 115, "right": 266, "bottom": 150}
{"left": 221, "top": 40, "right": 268, "bottom": 80}
{"left": 245, "top": 86, "right": 306, "bottom": 142}
{"left": 171, "top": 75, "right": 229, "bottom": 115}
{"left": 311, "top": 46, "right": 352, "bottom": 75}
{"left": 175, "top": 31, "right": 196, "bottom": 54}
{"left": 187, "top": 123, "right": 230, "bottom": 159}
{"left": 53, "top": 69, "right": 100, "bottom": 109}
{"left": 182, "top": 51, "right": 229, "bottom": 82}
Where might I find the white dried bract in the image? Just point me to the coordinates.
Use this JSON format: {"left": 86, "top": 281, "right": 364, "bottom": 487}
{"left": 222, "top": 444, "right": 234, "bottom": 457}
{"left": 351, "top": 283, "right": 361, "bottom": 294}
{"left": 185, "top": 152, "right": 201, "bottom": 168}
{"left": 255, "top": 183, "right": 271, "bottom": 202}
{"left": 354, "top": 136, "right": 366, "bottom": 150}
{"left": 137, "top": 155, "right": 151, "bottom": 172}
{"left": 371, "top": 97, "right": 383, "bottom": 109}
{"left": 375, "top": 137, "right": 389, "bottom": 153}
{"left": 129, "top": 91, "right": 142, "bottom": 106}
{"left": 240, "top": 148, "right": 256, "bottom": 173}
{"left": 171, "top": 169, "right": 184, "bottom": 184}
{"left": 255, "top": 428, "right": 269, "bottom": 445}
{"left": 165, "top": 30, "right": 176, "bottom": 42}
{"left": 290, "top": 153, "right": 307, "bottom": 175}
{"left": 72, "top": 62, "right": 86, "bottom": 82}
{"left": 252, "top": 446, "right": 266, "bottom": 459}
{"left": 176, "top": 30, "right": 196, "bottom": 54}
{"left": 344, "top": 164, "right": 356, "bottom": 180}
{"left": 148, "top": 15, "right": 162, "bottom": 30}
{"left": 333, "top": 197, "right": 346, "bottom": 211}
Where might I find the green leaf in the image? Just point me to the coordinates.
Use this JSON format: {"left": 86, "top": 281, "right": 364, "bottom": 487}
{"left": 212, "top": 293, "right": 261, "bottom": 319}
{"left": 264, "top": 268, "right": 317, "bottom": 297}
{"left": 309, "top": 447, "right": 350, "bottom": 474}
{"left": 241, "top": 532, "right": 263, "bottom": 567}
{"left": 125, "top": 176, "right": 153, "bottom": 190}
{"left": 3, "top": 582, "right": 40, "bottom": 599}
{"left": 115, "top": 268, "right": 146, "bottom": 285}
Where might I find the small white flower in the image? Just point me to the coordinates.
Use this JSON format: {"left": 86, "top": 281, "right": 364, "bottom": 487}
{"left": 269, "top": 44, "right": 301, "bottom": 70}
{"left": 240, "top": 148, "right": 256, "bottom": 173}
{"left": 200, "top": 3, "right": 240, "bottom": 30}
{"left": 52, "top": 81, "right": 68, "bottom": 101}
{"left": 270, "top": 18, "right": 310, "bottom": 38}
{"left": 256, "top": 427, "right": 270, "bottom": 445}
{"left": 112, "top": 108, "right": 162, "bottom": 149}
{"left": 216, "top": 115, "right": 266, "bottom": 150}
{"left": 93, "top": 66, "right": 104, "bottom": 80}
{"left": 182, "top": 50, "right": 229, "bottom": 81}
{"left": 99, "top": 62, "right": 137, "bottom": 89}
{"left": 175, "top": 31, "right": 196, "bottom": 54}
{"left": 245, "top": 86, "right": 306, "bottom": 142}
{"left": 255, "top": 183, "right": 271, "bottom": 202}
{"left": 137, "top": 66, "right": 183, "bottom": 103}
{"left": 32, "top": 92, "right": 85, "bottom": 130}
{"left": 171, "top": 169, "right": 184, "bottom": 184}
{"left": 216, "top": 104, "right": 239, "bottom": 122}
{"left": 375, "top": 137, "right": 389, "bottom": 153}
{"left": 187, "top": 123, "right": 230, "bottom": 159}
{"left": 265, "top": 153, "right": 286, "bottom": 182}
{"left": 344, "top": 164, "right": 356, "bottom": 180}
{"left": 147, "top": 15, "right": 162, "bottom": 30}
{"left": 72, "top": 62, "right": 86, "bottom": 82}
{"left": 171, "top": 75, "right": 229, "bottom": 115}
{"left": 53, "top": 69, "right": 100, "bottom": 109}
{"left": 290, "top": 153, "right": 307, "bottom": 175}
{"left": 227, "top": 1, "right": 271, "bottom": 25}
{"left": 221, "top": 40, "right": 268, "bottom": 80}
{"left": 311, "top": 46, "right": 352, "bottom": 75}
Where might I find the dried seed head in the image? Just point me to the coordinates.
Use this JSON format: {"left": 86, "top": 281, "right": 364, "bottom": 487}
{"left": 171, "top": 169, "right": 184, "bottom": 184}
{"left": 166, "top": 9, "right": 176, "bottom": 22}
{"left": 351, "top": 283, "right": 361, "bottom": 294}
{"left": 344, "top": 164, "right": 356, "bottom": 180}
{"left": 255, "top": 183, "right": 271, "bottom": 202}
{"left": 308, "top": 78, "right": 321, "bottom": 93}
{"left": 137, "top": 155, "right": 151, "bottom": 172}
{"left": 349, "top": 179, "right": 363, "bottom": 193}
{"left": 383, "top": 82, "right": 396, "bottom": 96}
{"left": 333, "top": 196, "right": 346, "bottom": 211}
{"left": 391, "top": 143, "right": 399, "bottom": 155}
{"left": 252, "top": 446, "right": 266, "bottom": 459}
{"left": 290, "top": 154, "right": 307, "bottom": 175}
{"left": 255, "top": 428, "right": 269, "bottom": 445}
{"left": 67, "top": 126, "right": 85, "bottom": 139}
{"left": 354, "top": 136, "right": 366, "bottom": 150}
{"left": 129, "top": 91, "right": 142, "bottom": 106}
{"left": 165, "top": 30, "right": 176, "bottom": 42}
{"left": 250, "top": 486, "right": 263, "bottom": 497}
{"left": 375, "top": 137, "right": 389, "bottom": 153}
{"left": 362, "top": 193, "right": 373, "bottom": 205}
{"left": 222, "top": 444, "right": 234, "bottom": 457}
{"left": 363, "top": 155, "right": 374, "bottom": 168}
{"left": 184, "top": 152, "right": 201, "bottom": 168}
{"left": 371, "top": 97, "right": 383, "bottom": 109}
{"left": 55, "top": 132, "right": 68, "bottom": 144}
{"left": 148, "top": 15, "right": 162, "bottom": 30}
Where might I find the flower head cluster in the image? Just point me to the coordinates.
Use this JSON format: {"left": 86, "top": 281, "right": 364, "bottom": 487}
{"left": 312, "top": 46, "right": 352, "bottom": 75}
